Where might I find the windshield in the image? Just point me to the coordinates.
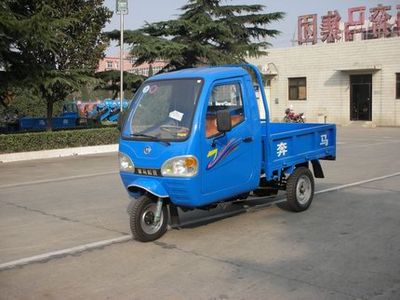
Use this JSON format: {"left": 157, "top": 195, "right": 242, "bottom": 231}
{"left": 123, "top": 78, "right": 203, "bottom": 141}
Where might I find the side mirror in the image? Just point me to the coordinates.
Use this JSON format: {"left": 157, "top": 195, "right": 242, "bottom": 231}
{"left": 216, "top": 109, "right": 232, "bottom": 133}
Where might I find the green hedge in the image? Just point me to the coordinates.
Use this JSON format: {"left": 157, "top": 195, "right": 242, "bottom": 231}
{"left": 0, "top": 127, "right": 120, "bottom": 153}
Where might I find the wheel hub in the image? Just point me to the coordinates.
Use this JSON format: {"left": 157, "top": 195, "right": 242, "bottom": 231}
{"left": 140, "top": 204, "right": 164, "bottom": 235}
{"left": 300, "top": 185, "right": 305, "bottom": 194}
{"left": 144, "top": 211, "right": 155, "bottom": 225}
{"left": 296, "top": 175, "right": 312, "bottom": 205}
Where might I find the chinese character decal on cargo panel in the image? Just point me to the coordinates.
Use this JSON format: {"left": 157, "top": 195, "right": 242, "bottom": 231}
{"left": 320, "top": 10, "right": 342, "bottom": 43}
{"left": 320, "top": 135, "right": 329, "bottom": 147}
{"left": 277, "top": 142, "right": 288, "bottom": 157}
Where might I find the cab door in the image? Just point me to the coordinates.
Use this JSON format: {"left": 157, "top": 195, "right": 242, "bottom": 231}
{"left": 201, "top": 78, "right": 261, "bottom": 201}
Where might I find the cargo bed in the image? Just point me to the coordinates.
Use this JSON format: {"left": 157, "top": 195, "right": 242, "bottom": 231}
{"left": 261, "top": 122, "right": 336, "bottom": 180}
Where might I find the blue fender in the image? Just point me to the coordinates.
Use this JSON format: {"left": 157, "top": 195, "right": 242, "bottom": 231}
{"left": 127, "top": 177, "right": 169, "bottom": 198}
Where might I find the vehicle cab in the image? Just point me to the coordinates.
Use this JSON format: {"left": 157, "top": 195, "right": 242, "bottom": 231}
{"left": 119, "top": 67, "right": 261, "bottom": 210}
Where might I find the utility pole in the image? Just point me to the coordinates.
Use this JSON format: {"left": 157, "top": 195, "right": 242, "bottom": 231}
{"left": 116, "top": 0, "right": 128, "bottom": 112}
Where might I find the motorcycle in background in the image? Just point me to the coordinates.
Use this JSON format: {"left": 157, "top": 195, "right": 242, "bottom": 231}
{"left": 283, "top": 107, "right": 305, "bottom": 123}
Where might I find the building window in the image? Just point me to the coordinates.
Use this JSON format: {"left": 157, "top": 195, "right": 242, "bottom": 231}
{"left": 106, "top": 61, "right": 113, "bottom": 69}
{"left": 396, "top": 73, "right": 400, "bottom": 99}
{"left": 288, "top": 77, "right": 307, "bottom": 100}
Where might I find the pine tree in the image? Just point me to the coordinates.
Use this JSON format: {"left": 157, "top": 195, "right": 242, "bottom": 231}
{"left": 107, "top": 0, "right": 284, "bottom": 71}
{"left": 95, "top": 70, "right": 144, "bottom": 99}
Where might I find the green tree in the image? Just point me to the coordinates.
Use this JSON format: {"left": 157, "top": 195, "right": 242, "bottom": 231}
{"left": 95, "top": 70, "right": 144, "bottom": 99}
{"left": 0, "top": 0, "right": 112, "bottom": 129}
{"left": 107, "top": 0, "right": 284, "bottom": 71}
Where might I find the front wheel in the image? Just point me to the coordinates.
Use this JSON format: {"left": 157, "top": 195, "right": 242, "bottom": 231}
{"left": 285, "top": 167, "right": 314, "bottom": 212}
{"left": 130, "top": 196, "right": 168, "bottom": 242}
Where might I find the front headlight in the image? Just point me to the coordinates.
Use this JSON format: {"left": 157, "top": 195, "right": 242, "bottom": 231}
{"left": 119, "top": 152, "right": 135, "bottom": 172}
{"left": 161, "top": 155, "right": 198, "bottom": 177}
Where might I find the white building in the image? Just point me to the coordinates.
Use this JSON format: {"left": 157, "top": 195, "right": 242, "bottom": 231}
{"left": 249, "top": 37, "right": 400, "bottom": 126}
{"left": 97, "top": 52, "right": 167, "bottom": 77}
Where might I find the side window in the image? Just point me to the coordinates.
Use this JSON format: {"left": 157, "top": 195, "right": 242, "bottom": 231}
{"left": 205, "top": 83, "right": 244, "bottom": 138}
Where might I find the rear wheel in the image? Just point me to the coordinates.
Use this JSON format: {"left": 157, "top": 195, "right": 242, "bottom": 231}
{"left": 285, "top": 167, "right": 314, "bottom": 212}
{"left": 130, "top": 196, "right": 168, "bottom": 242}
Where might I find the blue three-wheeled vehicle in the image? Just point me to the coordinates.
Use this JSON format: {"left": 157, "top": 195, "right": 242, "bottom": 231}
{"left": 119, "top": 64, "right": 336, "bottom": 242}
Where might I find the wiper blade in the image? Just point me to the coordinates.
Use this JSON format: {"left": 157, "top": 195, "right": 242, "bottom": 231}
{"left": 131, "top": 133, "right": 157, "bottom": 139}
{"left": 130, "top": 133, "right": 171, "bottom": 146}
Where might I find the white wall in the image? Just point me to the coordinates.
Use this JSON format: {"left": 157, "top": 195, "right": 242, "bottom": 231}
{"left": 249, "top": 37, "right": 400, "bottom": 126}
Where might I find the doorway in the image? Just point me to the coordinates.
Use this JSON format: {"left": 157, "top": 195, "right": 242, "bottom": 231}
{"left": 350, "top": 74, "right": 372, "bottom": 121}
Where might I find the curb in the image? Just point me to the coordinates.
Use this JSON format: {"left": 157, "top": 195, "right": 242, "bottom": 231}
{"left": 0, "top": 144, "right": 118, "bottom": 163}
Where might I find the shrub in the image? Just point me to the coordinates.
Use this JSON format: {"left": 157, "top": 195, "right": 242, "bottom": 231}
{"left": 0, "top": 127, "right": 120, "bottom": 153}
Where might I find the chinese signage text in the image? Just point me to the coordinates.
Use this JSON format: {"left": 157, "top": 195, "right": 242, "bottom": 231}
{"left": 298, "top": 4, "right": 400, "bottom": 45}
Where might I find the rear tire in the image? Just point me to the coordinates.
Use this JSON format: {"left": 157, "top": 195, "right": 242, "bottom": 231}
{"left": 285, "top": 167, "right": 314, "bottom": 212}
{"left": 130, "top": 195, "right": 168, "bottom": 242}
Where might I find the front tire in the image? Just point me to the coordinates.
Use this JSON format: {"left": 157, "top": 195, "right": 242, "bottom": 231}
{"left": 130, "top": 196, "right": 168, "bottom": 242}
{"left": 285, "top": 167, "right": 314, "bottom": 212}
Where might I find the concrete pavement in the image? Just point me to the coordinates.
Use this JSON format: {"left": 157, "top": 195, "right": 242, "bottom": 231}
{"left": 0, "top": 126, "right": 399, "bottom": 299}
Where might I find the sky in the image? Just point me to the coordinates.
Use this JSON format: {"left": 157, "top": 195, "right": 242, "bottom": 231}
{"left": 103, "top": 0, "right": 399, "bottom": 55}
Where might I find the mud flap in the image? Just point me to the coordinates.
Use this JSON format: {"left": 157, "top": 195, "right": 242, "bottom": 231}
{"left": 168, "top": 204, "right": 181, "bottom": 228}
{"left": 311, "top": 159, "right": 324, "bottom": 178}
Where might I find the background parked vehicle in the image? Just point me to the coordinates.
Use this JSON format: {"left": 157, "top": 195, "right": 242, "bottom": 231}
{"left": 0, "top": 99, "right": 130, "bottom": 132}
{"left": 283, "top": 107, "right": 305, "bottom": 123}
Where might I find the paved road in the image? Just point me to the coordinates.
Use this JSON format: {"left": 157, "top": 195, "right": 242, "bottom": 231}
{"left": 0, "top": 126, "right": 399, "bottom": 299}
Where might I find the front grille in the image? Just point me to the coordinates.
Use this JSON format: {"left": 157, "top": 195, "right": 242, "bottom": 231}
{"left": 135, "top": 167, "right": 161, "bottom": 177}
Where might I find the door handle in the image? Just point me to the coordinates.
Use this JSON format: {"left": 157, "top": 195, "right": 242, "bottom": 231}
{"left": 243, "top": 136, "right": 253, "bottom": 143}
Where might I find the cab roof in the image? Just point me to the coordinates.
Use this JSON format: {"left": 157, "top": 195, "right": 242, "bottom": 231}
{"left": 149, "top": 66, "right": 249, "bottom": 82}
